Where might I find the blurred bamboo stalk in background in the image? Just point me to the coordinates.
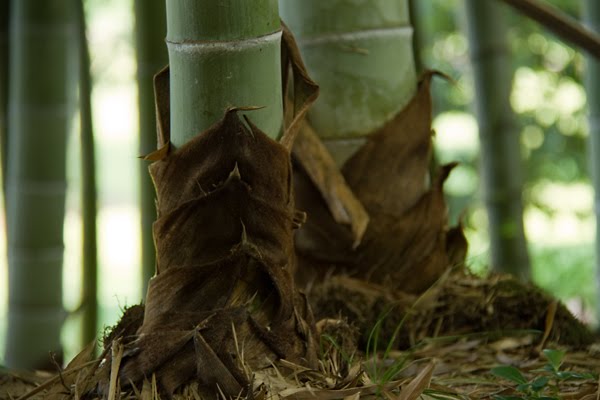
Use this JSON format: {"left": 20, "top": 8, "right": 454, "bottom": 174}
{"left": 5, "top": 0, "right": 75, "bottom": 368}
{"left": 408, "top": 0, "right": 423, "bottom": 75}
{"left": 0, "top": 0, "right": 8, "bottom": 191}
{"left": 133, "top": 0, "right": 167, "bottom": 296}
{"left": 74, "top": 0, "right": 98, "bottom": 346}
{"left": 583, "top": 0, "right": 600, "bottom": 323}
{"left": 464, "top": 0, "right": 531, "bottom": 280}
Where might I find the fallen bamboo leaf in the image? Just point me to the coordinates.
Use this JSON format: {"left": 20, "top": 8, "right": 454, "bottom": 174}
{"left": 342, "top": 392, "right": 360, "bottom": 400}
{"left": 140, "top": 378, "right": 151, "bottom": 400}
{"left": 66, "top": 340, "right": 96, "bottom": 370}
{"left": 535, "top": 300, "right": 558, "bottom": 352}
{"left": 108, "top": 339, "right": 123, "bottom": 400}
{"left": 14, "top": 359, "right": 99, "bottom": 400}
{"left": 279, "top": 379, "right": 404, "bottom": 400}
{"left": 397, "top": 363, "right": 434, "bottom": 400}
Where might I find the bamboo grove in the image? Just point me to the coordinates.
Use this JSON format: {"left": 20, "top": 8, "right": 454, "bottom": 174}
{"left": 3, "top": 1, "right": 600, "bottom": 399}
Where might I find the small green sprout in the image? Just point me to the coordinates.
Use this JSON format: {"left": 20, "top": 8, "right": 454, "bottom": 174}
{"left": 490, "top": 348, "right": 596, "bottom": 400}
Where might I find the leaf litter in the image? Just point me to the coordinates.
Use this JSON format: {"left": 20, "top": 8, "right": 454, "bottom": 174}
{"left": 4, "top": 313, "right": 600, "bottom": 400}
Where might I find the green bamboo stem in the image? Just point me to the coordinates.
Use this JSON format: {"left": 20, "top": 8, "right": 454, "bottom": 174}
{"left": 583, "top": 0, "right": 600, "bottom": 321}
{"left": 0, "top": 0, "right": 8, "bottom": 191}
{"left": 5, "top": 0, "right": 74, "bottom": 367}
{"left": 134, "top": 0, "right": 167, "bottom": 295}
{"left": 165, "top": 0, "right": 282, "bottom": 146}
{"left": 465, "top": 0, "right": 531, "bottom": 281}
{"left": 408, "top": 0, "right": 423, "bottom": 75}
{"left": 74, "top": 0, "right": 98, "bottom": 346}
{"left": 280, "top": 0, "right": 417, "bottom": 162}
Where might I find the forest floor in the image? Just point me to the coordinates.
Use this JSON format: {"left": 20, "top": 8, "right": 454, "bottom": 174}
{"left": 2, "top": 267, "right": 600, "bottom": 400}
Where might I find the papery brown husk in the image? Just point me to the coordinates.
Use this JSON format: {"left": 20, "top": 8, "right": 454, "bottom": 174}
{"left": 294, "top": 72, "right": 467, "bottom": 293}
{"left": 100, "top": 111, "right": 318, "bottom": 398}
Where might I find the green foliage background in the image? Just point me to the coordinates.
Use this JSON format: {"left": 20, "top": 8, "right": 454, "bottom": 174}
{"left": 418, "top": 0, "right": 596, "bottom": 321}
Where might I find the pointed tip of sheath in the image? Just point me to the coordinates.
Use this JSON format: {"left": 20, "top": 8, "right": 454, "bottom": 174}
{"left": 240, "top": 219, "right": 248, "bottom": 245}
{"left": 142, "top": 142, "right": 170, "bottom": 161}
{"left": 229, "top": 162, "right": 241, "bottom": 180}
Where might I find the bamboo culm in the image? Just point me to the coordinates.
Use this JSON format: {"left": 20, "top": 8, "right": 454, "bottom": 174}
{"left": 279, "top": 0, "right": 417, "bottom": 165}
{"left": 134, "top": 0, "right": 167, "bottom": 296}
{"left": 465, "top": 0, "right": 531, "bottom": 280}
{"left": 5, "top": 0, "right": 75, "bottom": 368}
{"left": 74, "top": 0, "right": 98, "bottom": 347}
{"left": 0, "top": 0, "right": 8, "bottom": 188}
{"left": 583, "top": 0, "right": 600, "bottom": 323}
{"left": 165, "top": 0, "right": 282, "bottom": 145}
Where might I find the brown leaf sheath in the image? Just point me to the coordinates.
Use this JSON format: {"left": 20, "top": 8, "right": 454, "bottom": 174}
{"left": 280, "top": 21, "right": 320, "bottom": 150}
{"left": 293, "top": 124, "right": 369, "bottom": 249}
{"left": 116, "top": 110, "right": 317, "bottom": 396}
{"left": 97, "top": 25, "right": 320, "bottom": 397}
{"left": 294, "top": 73, "right": 468, "bottom": 293}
